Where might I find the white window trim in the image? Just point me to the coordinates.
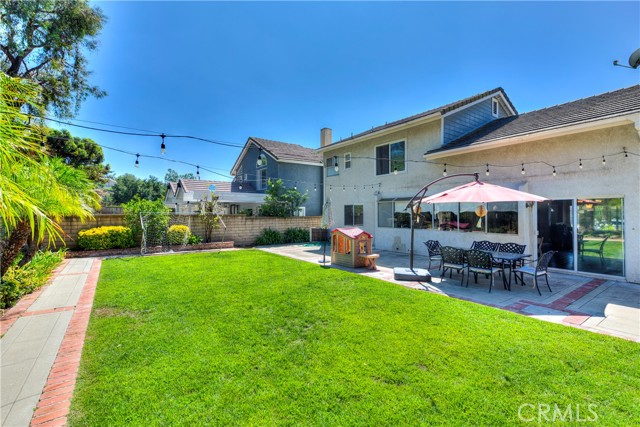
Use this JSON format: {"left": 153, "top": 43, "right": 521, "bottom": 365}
{"left": 374, "top": 139, "right": 407, "bottom": 176}
{"left": 344, "top": 152, "right": 351, "bottom": 169}
{"left": 492, "top": 98, "right": 500, "bottom": 118}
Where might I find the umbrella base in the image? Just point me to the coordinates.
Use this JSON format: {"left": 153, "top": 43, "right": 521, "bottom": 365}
{"left": 394, "top": 267, "right": 431, "bottom": 282}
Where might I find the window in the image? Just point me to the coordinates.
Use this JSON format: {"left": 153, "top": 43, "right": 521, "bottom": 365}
{"left": 345, "top": 205, "right": 363, "bottom": 226}
{"left": 259, "top": 168, "right": 267, "bottom": 190}
{"left": 326, "top": 156, "right": 339, "bottom": 177}
{"left": 376, "top": 141, "right": 405, "bottom": 175}
{"left": 492, "top": 98, "right": 499, "bottom": 118}
{"left": 487, "top": 202, "right": 517, "bottom": 234}
{"left": 344, "top": 153, "right": 351, "bottom": 169}
{"left": 257, "top": 153, "right": 268, "bottom": 167}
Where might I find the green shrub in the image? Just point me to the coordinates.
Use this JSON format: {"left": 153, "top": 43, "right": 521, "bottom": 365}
{"left": 78, "top": 226, "right": 135, "bottom": 250}
{"left": 255, "top": 228, "right": 283, "bottom": 246}
{"left": 1, "top": 251, "right": 65, "bottom": 309}
{"left": 122, "top": 196, "right": 169, "bottom": 241}
{"left": 167, "top": 225, "right": 191, "bottom": 245}
{"left": 283, "top": 228, "right": 309, "bottom": 243}
{"left": 188, "top": 234, "right": 203, "bottom": 245}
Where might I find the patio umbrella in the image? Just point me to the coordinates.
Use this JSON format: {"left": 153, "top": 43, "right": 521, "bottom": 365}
{"left": 419, "top": 180, "right": 548, "bottom": 204}
{"left": 320, "top": 198, "right": 334, "bottom": 264}
{"left": 401, "top": 173, "right": 548, "bottom": 276}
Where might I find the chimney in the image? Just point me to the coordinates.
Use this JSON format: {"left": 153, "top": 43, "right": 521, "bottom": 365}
{"left": 320, "top": 128, "right": 332, "bottom": 147}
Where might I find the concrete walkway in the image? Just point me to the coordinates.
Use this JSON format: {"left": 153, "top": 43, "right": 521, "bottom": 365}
{"left": 260, "top": 244, "right": 640, "bottom": 342}
{"left": 1, "top": 258, "right": 100, "bottom": 427}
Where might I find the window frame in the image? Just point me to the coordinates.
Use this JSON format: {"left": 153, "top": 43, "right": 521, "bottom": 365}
{"left": 258, "top": 168, "right": 268, "bottom": 190}
{"left": 345, "top": 204, "right": 364, "bottom": 226}
{"left": 326, "top": 156, "right": 339, "bottom": 177}
{"left": 344, "top": 152, "right": 351, "bottom": 169}
{"left": 492, "top": 98, "right": 500, "bottom": 118}
{"left": 375, "top": 140, "right": 406, "bottom": 176}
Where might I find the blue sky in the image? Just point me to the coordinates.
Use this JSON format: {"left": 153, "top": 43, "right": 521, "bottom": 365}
{"left": 64, "top": 1, "right": 639, "bottom": 182}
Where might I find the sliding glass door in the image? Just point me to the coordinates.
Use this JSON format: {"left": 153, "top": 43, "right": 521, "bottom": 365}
{"left": 537, "top": 198, "right": 624, "bottom": 276}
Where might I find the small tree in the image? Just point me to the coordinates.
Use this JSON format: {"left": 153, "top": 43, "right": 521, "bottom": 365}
{"left": 122, "top": 196, "right": 169, "bottom": 242}
{"left": 259, "top": 179, "right": 308, "bottom": 217}
{"left": 199, "top": 192, "right": 222, "bottom": 243}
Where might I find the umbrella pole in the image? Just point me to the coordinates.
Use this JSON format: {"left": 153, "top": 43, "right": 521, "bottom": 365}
{"left": 406, "top": 173, "right": 479, "bottom": 273}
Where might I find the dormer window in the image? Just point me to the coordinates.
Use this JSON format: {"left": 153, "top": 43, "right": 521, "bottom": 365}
{"left": 492, "top": 98, "right": 500, "bottom": 118}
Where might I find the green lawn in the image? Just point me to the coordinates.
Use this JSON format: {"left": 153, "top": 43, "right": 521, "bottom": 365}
{"left": 70, "top": 251, "right": 639, "bottom": 426}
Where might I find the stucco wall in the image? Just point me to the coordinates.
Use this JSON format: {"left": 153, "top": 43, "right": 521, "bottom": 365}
{"left": 323, "top": 119, "right": 640, "bottom": 283}
{"left": 277, "top": 162, "right": 323, "bottom": 216}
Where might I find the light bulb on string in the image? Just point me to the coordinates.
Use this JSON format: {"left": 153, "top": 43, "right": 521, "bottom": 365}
{"left": 314, "top": 184, "right": 317, "bottom": 191}
{"left": 552, "top": 166, "right": 556, "bottom": 177}
{"left": 329, "top": 185, "right": 332, "bottom": 192}
{"left": 353, "top": 185, "right": 356, "bottom": 192}
{"left": 239, "top": 183, "right": 243, "bottom": 190}
{"left": 135, "top": 154, "right": 140, "bottom": 168}
{"left": 342, "top": 185, "right": 345, "bottom": 192}
{"left": 624, "top": 147, "right": 628, "bottom": 158}
{"left": 196, "top": 165, "right": 200, "bottom": 179}
{"left": 443, "top": 163, "right": 447, "bottom": 177}
{"left": 521, "top": 163, "right": 525, "bottom": 175}
{"left": 602, "top": 156, "right": 606, "bottom": 166}
{"left": 160, "top": 133, "right": 166, "bottom": 155}
{"left": 485, "top": 164, "right": 490, "bottom": 176}
{"left": 334, "top": 156, "right": 339, "bottom": 172}
{"left": 294, "top": 182, "right": 297, "bottom": 190}
{"left": 579, "top": 159, "right": 583, "bottom": 169}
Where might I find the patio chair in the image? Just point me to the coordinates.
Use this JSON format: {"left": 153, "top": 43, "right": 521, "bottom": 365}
{"left": 498, "top": 242, "right": 527, "bottom": 267}
{"left": 466, "top": 249, "right": 505, "bottom": 293}
{"left": 513, "top": 251, "right": 556, "bottom": 296}
{"left": 440, "top": 246, "right": 467, "bottom": 285}
{"left": 470, "top": 240, "right": 499, "bottom": 252}
{"left": 580, "top": 235, "right": 610, "bottom": 264}
{"left": 423, "top": 240, "right": 443, "bottom": 271}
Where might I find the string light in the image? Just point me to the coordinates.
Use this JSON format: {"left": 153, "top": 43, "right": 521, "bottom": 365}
{"left": 314, "top": 184, "right": 317, "bottom": 191}
{"left": 521, "top": 163, "right": 525, "bottom": 175}
{"left": 624, "top": 147, "right": 628, "bottom": 158}
{"left": 196, "top": 165, "right": 200, "bottom": 179}
{"left": 329, "top": 185, "right": 332, "bottom": 192}
{"left": 239, "top": 183, "right": 243, "bottom": 190}
{"left": 393, "top": 161, "right": 398, "bottom": 175}
{"left": 160, "top": 133, "right": 166, "bottom": 155}
{"left": 602, "top": 156, "right": 606, "bottom": 166}
{"left": 353, "top": 185, "right": 356, "bottom": 191}
{"left": 135, "top": 153, "right": 140, "bottom": 168}
{"left": 552, "top": 166, "right": 556, "bottom": 177}
{"left": 579, "top": 159, "right": 583, "bottom": 169}
{"left": 334, "top": 156, "right": 339, "bottom": 172}
{"left": 443, "top": 163, "right": 447, "bottom": 177}
{"left": 342, "top": 185, "right": 345, "bottom": 191}
{"left": 294, "top": 182, "right": 297, "bottom": 190}
{"left": 485, "top": 164, "right": 490, "bottom": 176}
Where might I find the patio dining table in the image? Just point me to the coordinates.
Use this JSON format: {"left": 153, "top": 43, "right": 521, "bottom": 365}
{"left": 453, "top": 248, "right": 531, "bottom": 291}
{"left": 483, "top": 251, "right": 531, "bottom": 291}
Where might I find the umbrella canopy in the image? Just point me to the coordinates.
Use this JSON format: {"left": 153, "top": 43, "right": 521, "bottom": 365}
{"left": 420, "top": 180, "right": 548, "bottom": 204}
{"left": 321, "top": 198, "right": 334, "bottom": 228}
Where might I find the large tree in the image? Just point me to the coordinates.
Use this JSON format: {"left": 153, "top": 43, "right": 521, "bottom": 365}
{"left": 0, "top": 0, "right": 106, "bottom": 118}
{"left": 109, "top": 174, "right": 166, "bottom": 205}
{"left": 0, "top": 74, "right": 99, "bottom": 276}
{"left": 46, "top": 129, "right": 111, "bottom": 183}
{"left": 164, "top": 168, "right": 195, "bottom": 183}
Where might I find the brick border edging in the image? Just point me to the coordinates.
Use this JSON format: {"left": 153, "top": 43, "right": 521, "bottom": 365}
{"left": 30, "top": 258, "right": 102, "bottom": 427}
{"left": 64, "top": 241, "right": 234, "bottom": 258}
{"left": 0, "top": 259, "right": 71, "bottom": 336}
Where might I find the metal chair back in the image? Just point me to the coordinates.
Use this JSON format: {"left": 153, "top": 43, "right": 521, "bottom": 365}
{"left": 424, "top": 240, "right": 442, "bottom": 256}
{"left": 471, "top": 240, "right": 499, "bottom": 251}
{"left": 442, "top": 246, "right": 465, "bottom": 266}
{"left": 536, "top": 251, "right": 556, "bottom": 272}
{"left": 498, "top": 242, "right": 526, "bottom": 254}
{"left": 467, "top": 249, "right": 493, "bottom": 271}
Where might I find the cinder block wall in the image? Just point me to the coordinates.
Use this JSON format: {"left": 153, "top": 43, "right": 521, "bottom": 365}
{"left": 50, "top": 215, "right": 322, "bottom": 249}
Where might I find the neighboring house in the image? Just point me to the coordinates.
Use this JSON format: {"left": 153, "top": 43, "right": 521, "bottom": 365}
{"left": 230, "top": 137, "right": 324, "bottom": 216}
{"left": 318, "top": 85, "right": 640, "bottom": 283}
{"left": 165, "top": 179, "right": 265, "bottom": 214}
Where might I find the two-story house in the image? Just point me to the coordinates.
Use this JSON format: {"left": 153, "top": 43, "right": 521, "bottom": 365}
{"left": 230, "top": 137, "right": 324, "bottom": 216}
{"left": 318, "top": 86, "right": 640, "bottom": 283}
{"left": 165, "top": 179, "right": 265, "bottom": 214}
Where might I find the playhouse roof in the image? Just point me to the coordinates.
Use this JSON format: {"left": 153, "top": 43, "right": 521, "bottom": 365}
{"left": 331, "top": 227, "right": 373, "bottom": 239}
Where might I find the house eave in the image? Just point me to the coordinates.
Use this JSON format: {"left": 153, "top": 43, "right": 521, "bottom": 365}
{"left": 424, "top": 112, "right": 640, "bottom": 160}
{"left": 318, "top": 113, "right": 441, "bottom": 153}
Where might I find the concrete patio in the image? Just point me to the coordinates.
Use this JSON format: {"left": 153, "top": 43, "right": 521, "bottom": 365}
{"left": 259, "top": 243, "right": 640, "bottom": 342}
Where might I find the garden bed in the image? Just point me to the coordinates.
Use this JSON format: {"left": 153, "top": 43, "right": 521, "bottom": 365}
{"left": 65, "top": 241, "right": 234, "bottom": 258}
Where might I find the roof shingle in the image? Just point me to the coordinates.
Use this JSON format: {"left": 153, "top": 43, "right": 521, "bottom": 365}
{"left": 250, "top": 137, "right": 322, "bottom": 164}
{"left": 427, "top": 85, "right": 640, "bottom": 155}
